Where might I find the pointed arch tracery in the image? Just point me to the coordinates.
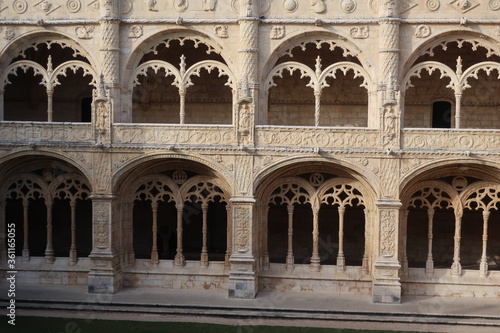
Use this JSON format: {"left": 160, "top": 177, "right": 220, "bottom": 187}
{"left": 0, "top": 36, "right": 97, "bottom": 122}
{"left": 129, "top": 172, "right": 230, "bottom": 268}
{"left": 265, "top": 36, "right": 372, "bottom": 127}
{"left": 263, "top": 174, "right": 369, "bottom": 273}
{"left": 403, "top": 177, "right": 500, "bottom": 278}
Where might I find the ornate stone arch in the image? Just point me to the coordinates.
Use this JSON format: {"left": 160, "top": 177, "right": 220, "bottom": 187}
{"left": 51, "top": 60, "right": 98, "bottom": 89}
{"left": 262, "top": 32, "right": 370, "bottom": 80}
{"left": 129, "top": 174, "right": 180, "bottom": 205}
{"left": 182, "top": 60, "right": 236, "bottom": 92}
{"left": 317, "top": 178, "right": 366, "bottom": 208}
{"left": 0, "top": 60, "right": 49, "bottom": 90}
{"left": 48, "top": 174, "right": 92, "bottom": 201}
{"left": 401, "top": 31, "right": 500, "bottom": 81}
{"left": 402, "top": 61, "right": 459, "bottom": 94}
{"left": 0, "top": 30, "right": 98, "bottom": 72}
{"left": 128, "top": 60, "right": 181, "bottom": 91}
{"left": 2, "top": 173, "right": 49, "bottom": 203}
{"left": 112, "top": 153, "right": 234, "bottom": 195}
{"left": 0, "top": 150, "right": 94, "bottom": 190}
{"left": 180, "top": 175, "right": 230, "bottom": 205}
{"left": 459, "top": 62, "right": 500, "bottom": 92}
{"left": 265, "top": 176, "right": 315, "bottom": 208}
{"left": 460, "top": 181, "right": 500, "bottom": 212}
{"left": 402, "top": 180, "right": 458, "bottom": 211}
{"left": 265, "top": 62, "right": 318, "bottom": 92}
{"left": 254, "top": 156, "right": 378, "bottom": 204}
{"left": 399, "top": 158, "right": 500, "bottom": 196}
{"left": 123, "top": 31, "right": 230, "bottom": 89}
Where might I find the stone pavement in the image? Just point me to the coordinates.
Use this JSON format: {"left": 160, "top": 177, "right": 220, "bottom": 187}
{"left": 1, "top": 282, "right": 499, "bottom": 332}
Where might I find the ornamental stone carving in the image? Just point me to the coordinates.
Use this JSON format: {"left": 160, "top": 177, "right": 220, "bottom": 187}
{"left": 310, "top": 0, "right": 326, "bottom": 14}
{"left": 449, "top": 0, "right": 479, "bottom": 13}
{"left": 203, "top": 0, "right": 217, "bottom": 11}
{"left": 67, "top": 0, "right": 82, "bottom": 13}
{"left": 128, "top": 25, "right": 143, "bottom": 38}
{"left": 284, "top": 0, "right": 298, "bottom": 12}
{"left": 380, "top": 210, "right": 396, "bottom": 257}
{"left": 75, "top": 26, "right": 94, "bottom": 39}
{"left": 94, "top": 202, "right": 110, "bottom": 249}
{"left": 340, "top": 0, "right": 356, "bottom": 13}
{"left": 146, "top": 0, "right": 158, "bottom": 11}
{"left": 414, "top": 25, "right": 431, "bottom": 38}
{"left": 350, "top": 26, "right": 369, "bottom": 39}
{"left": 234, "top": 207, "right": 251, "bottom": 253}
{"left": 13, "top": 0, "right": 28, "bottom": 14}
{"left": 490, "top": 0, "right": 500, "bottom": 10}
{"left": 215, "top": 25, "right": 228, "bottom": 38}
{"left": 400, "top": 0, "right": 418, "bottom": 14}
{"left": 496, "top": 26, "right": 500, "bottom": 36}
{"left": 426, "top": 0, "right": 440, "bottom": 11}
{"left": 270, "top": 25, "right": 285, "bottom": 39}
{"left": 174, "top": 0, "right": 188, "bottom": 12}
{"left": 4, "top": 27, "right": 14, "bottom": 40}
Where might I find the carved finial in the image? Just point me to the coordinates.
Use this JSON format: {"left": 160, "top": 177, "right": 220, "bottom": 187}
{"left": 180, "top": 55, "right": 186, "bottom": 76}
{"left": 315, "top": 56, "right": 322, "bottom": 76}
{"left": 47, "top": 55, "right": 53, "bottom": 74}
{"left": 456, "top": 56, "right": 463, "bottom": 76}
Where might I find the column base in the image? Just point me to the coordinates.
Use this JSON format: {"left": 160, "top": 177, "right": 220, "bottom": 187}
{"left": 372, "top": 281, "right": 401, "bottom": 304}
{"left": 372, "top": 256, "right": 401, "bottom": 304}
{"left": 88, "top": 252, "right": 122, "bottom": 294}
{"left": 228, "top": 255, "right": 258, "bottom": 299}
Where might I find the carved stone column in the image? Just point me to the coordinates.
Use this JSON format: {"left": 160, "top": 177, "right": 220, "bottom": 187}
{"left": 378, "top": 3, "right": 401, "bottom": 149}
{"left": 228, "top": 196, "right": 258, "bottom": 298}
{"left": 425, "top": 209, "right": 435, "bottom": 276}
{"left": 0, "top": 201, "right": 6, "bottom": 263}
{"left": 88, "top": 194, "right": 121, "bottom": 294}
{"left": 0, "top": 89, "right": 4, "bottom": 121}
{"left": 236, "top": 2, "right": 259, "bottom": 146}
{"left": 98, "top": 0, "right": 121, "bottom": 125}
{"left": 372, "top": 199, "right": 402, "bottom": 304}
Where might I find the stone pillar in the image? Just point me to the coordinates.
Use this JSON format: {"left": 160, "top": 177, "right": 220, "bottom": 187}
{"left": 88, "top": 194, "right": 121, "bottom": 293}
{"left": 372, "top": 199, "right": 402, "bottom": 304}
{"left": 0, "top": 201, "right": 6, "bottom": 263}
{"left": 0, "top": 89, "right": 4, "bottom": 121}
{"left": 228, "top": 195, "right": 257, "bottom": 298}
{"left": 236, "top": 2, "right": 259, "bottom": 147}
{"left": 378, "top": 3, "right": 401, "bottom": 149}
{"left": 98, "top": 0, "right": 121, "bottom": 126}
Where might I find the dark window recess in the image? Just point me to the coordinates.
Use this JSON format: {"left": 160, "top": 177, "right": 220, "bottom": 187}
{"left": 81, "top": 97, "right": 92, "bottom": 122}
{"left": 432, "top": 101, "right": 451, "bottom": 128}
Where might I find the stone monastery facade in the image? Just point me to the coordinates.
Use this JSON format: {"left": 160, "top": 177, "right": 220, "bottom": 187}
{"left": 1, "top": 0, "right": 500, "bottom": 304}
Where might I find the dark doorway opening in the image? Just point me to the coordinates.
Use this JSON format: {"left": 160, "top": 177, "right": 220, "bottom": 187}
{"left": 432, "top": 101, "right": 451, "bottom": 128}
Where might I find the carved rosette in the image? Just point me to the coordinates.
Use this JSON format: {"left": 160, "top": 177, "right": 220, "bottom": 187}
{"left": 490, "top": 0, "right": 500, "bottom": 10}
{"left": 94, "top": 202, "right": 110, "bottom": 249}
{"left": 340, "top": 0, "right": 356, "bottom": 13}
{"left": 426, "top": 0, "right": 440, "bottom": 11}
